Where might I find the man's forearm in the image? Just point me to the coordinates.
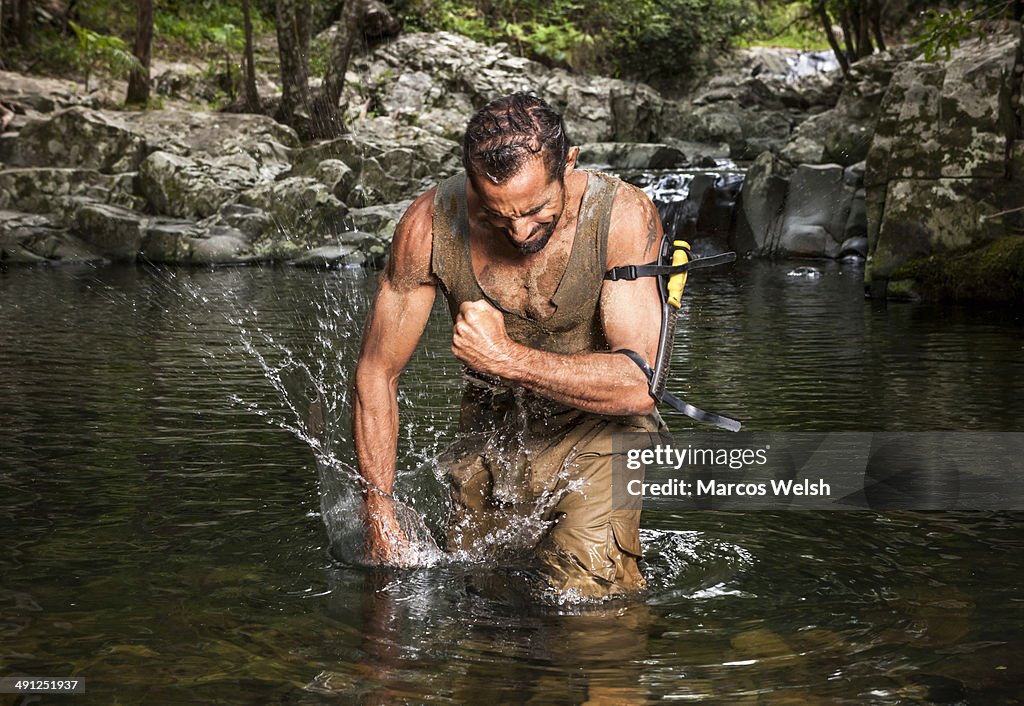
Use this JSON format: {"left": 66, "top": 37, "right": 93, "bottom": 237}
{"left": 352, "top": 369, "right": 400, "bottom": 497}
{"left": 502, "top": 344, "right": 654, "bottom": 416}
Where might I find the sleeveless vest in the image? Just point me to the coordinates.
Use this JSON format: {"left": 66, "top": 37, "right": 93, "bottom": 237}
{"left": 430, "top": 170, "right": 663, "bottom": 435}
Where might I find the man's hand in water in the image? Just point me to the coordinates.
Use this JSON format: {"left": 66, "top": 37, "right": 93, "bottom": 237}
{"left": 451, "top": 300, "right": 520, "bottom": 377}
{"left": 362, "top": 492, "right": 413, "bottom": 567}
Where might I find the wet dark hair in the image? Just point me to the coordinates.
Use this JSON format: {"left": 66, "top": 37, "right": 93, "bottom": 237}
{"left": 462, "top": 92, "right": 570, "bottom": 185}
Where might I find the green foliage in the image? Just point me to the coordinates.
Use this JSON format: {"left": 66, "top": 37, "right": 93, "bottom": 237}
{"left": 68, "top": 21, "right": 144, "bottom": 89}
{"left": 155, "top": 12, "right": 258, "bottom": 54}
{"left": 910, "top": 1, "right": 1018, "bottom": 61}
{"left": 392, "top": 0, "right": 758, "bottom": 79}
{"left": 913, "top": 8, "right": 976, "bottom": 60}
{"left": 310, "top": 33, "right": 332, "bottom": 78}
{"left": 739, "top": 1, "right": 829, "bottom": 50}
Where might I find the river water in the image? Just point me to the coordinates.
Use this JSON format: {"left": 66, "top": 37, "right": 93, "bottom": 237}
{"left": 1, "top": 260, "right": 1022, "bottom": 704}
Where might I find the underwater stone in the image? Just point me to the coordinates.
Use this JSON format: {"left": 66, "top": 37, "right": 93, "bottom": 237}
{"left": 188, "top": 226, "right": 256, "bottom": 265}
{"left": 289, "top": 244, "right": 366, "bottom": 268}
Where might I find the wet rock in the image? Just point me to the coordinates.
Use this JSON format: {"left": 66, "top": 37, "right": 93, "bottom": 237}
{"left": 120, "top": 109, "right": 299, "bottom": 160}
{"left": 0, "top": 209, "right": 105, "bottom": 264}
{"left": 347, "top": 200, "right": 413, "bottom": 240}
{"left": 839, "top": 235, "right": 868, "bottom": 258}
{"left": 314, "top": 159, "right": 357, "bottom": 202}
{"left": 9, "top": 106, "right": 295, "bottom": 176}
{"left": 290, "top": 244, "right": 366, "bottom": 268}
{"left": 868, "top": 38, "right": 1018, "bottom": 187}
{"left": 736, "top": 151, "right": 790, "bottom": 255}
{"left": 842, "top": 189, "right": 868, "bottom": 244}
{"left": 293, "top": 122, "right": 459, "bottom": 206}
{"left": 608, "top": 83, "right": 665, "bottom": 142}
{"left": 667, "top": 99, "right": 797, "bottom": 161}
{"left": 141, "top": 218, "right": 197, "bottom": 263}
{"left": 204, "top": 203, "right": 272, "bottom": 241}
{"left": 577, "top": 143, "right": 687, "bottom": 170}
{"left": 778, "top": 163, "right": 853, "bottom": 258}
{"left": 188, "top": 225, "right": 257, "bottom": 265}
{"left": 72, "top": 202, "right": 147, "bottom": 262}
{"left": 674, "top": 101, "right": 745, "bottom": 151}
{"left": 868, "top": 178, "right": 1007, "bottom": 280}
{"left": 865, "top": 24, "right": 1023, "bottom": 299}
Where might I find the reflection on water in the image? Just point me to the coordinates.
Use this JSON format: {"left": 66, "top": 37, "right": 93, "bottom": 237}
{"left": 1, "top": 263, "right": 1022, "bottom": 703}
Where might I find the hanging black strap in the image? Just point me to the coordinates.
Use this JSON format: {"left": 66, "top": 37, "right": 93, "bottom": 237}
{"left": 617, "top": 349, "right": 742, "bottom": 432}
{"left": 604, "top": 251, "right": 737, "bottom": 282}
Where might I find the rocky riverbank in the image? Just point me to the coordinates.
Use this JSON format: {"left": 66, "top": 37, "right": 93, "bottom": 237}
{"left": 1, "top": 25, "right": 1021, "bottom": 302}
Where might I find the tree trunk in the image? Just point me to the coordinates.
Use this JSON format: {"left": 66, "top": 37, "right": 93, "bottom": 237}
{"left": 242, "top": 0, "right": 260, "bottom": 112}
{"left": 839, "top": 4, "right": 855, "bottom": 61}
{"left": 312, "top": 0, "right": 368, "bottom": 139}
{"left": 817, "top": 1, "right": 849, "bottom": 77}
{"left": 126, "top": 0, "right": 153, "bottom": 105}
{"left": 275, "top": 0, "right": 312, "bottom": 129}
{"left": 869, "top": 0, "right": 886, "bottom": 52}
{"left": 853, "top": 0, "right": 872, "bottom": 59}
{"left": 14, "top": 0, "right": 32, "bottom": 46}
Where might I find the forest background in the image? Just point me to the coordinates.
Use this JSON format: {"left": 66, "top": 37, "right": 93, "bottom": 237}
{"left": 2, "top": 0, "right": 1019, "bottom": 140}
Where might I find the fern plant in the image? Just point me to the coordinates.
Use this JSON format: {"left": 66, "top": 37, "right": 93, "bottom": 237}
{"left": 68, "top": 21, "right": 144, "bottom": 91}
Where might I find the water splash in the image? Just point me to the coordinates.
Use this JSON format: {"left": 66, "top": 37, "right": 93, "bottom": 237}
{"left": 95, "top": 266, "right": 751, "bottom": 596}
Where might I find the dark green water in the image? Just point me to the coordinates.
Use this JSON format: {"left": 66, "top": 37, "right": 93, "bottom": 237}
{"left": 1, "top": 261, "right": 1022, "bottom": 704}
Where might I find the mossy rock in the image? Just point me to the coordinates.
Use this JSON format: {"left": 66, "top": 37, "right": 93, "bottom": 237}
{"left": 889, "top": 235, "right": 1024, "bottom": 304}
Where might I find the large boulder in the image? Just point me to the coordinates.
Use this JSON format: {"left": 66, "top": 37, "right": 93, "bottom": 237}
{"left": 187, "top": 225, "right": 257, "bottom": 265}
{"left": 72, "top": 202, "right": 147, "bottom": 262}
{"left": 0, "top": 209, "right": 104, "bottom": 264}
{"left": 10, "top": 107, "right": 296, "bottom": 172}
{"left": 138, "top": 151, "right": 259, "bottom": 218}
{"left": 8, "top": 108, "right": 296, "bottom": 214}
{"left": 292, "top": 120, "right": 461, "bottom": 206}
{"left": 140, "top": 218, "right": 198, "bottom": 263}
{"left": 0, "top": 167, "right": 140, "bottom": 215}
{"left": 735, "top": 151, "right": 790, "bottom": 254}
{"left": 10, "top": 108, "right": 149, "bottom": 172}
{"left": 665, "top": 99, "right": 799, "bottom": 160}
{"left": 781, "top": 50, "right": 905, "bottom": 166}
{"left": 239, "top": 177, "right": 349, "bottom": 258}
{"left": 776, "top": 163, "right": 856, "bottom": 258}
{"left": 346, "top": 31, "right": 667, "bottom": 144}
{"left": 346, "top": 200, "right": 414, "bottom": 241}
{"left": 865, "top": 24, "right": 1024, "bottom": 299}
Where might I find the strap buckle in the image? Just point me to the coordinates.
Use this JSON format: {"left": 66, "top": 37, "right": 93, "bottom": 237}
{"left": 606, "top": 264, "right": 638, "bottom": 282}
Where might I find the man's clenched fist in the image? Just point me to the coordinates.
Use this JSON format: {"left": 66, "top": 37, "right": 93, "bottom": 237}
{"left": 451, "top": 299, "right": 519, "bottom": 377}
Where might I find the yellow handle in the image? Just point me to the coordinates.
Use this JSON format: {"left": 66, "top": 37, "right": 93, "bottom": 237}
{"left": 666, "top": 240, "right": 690, "bottom": 308}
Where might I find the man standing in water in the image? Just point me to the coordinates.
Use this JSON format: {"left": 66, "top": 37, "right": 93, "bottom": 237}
{"left": 353, "top": 92, "right": 667, "bottom": 599}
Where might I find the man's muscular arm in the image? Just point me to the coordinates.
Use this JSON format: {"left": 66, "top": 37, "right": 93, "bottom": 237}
{"left": 451, "top": 184, "right": 664, "bottom": 416}
{"left": 352, "top": 190, "right": 436, "bottom": 565}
